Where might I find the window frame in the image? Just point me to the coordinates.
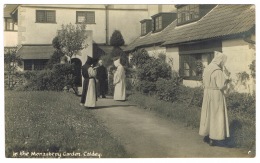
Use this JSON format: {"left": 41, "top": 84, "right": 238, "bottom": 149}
{"left": 180, "top": 53, "right": 214, "bottom": 80}
{"left": 141, "top": 22, "right": 147, "bottom": 36}
{"left": 4, "top": 18, "right": 15, "bottom": 31}
{"left": 177, "top": 4, "right": 200, "bottom": 25}
{"left": 24, "top": 59, "right": 48, "bottom": 71}
{"left": 154, "top": 15, "right": 163, "bottom": 32}
{"left": 36, "top": 10, "right": 56, "bottom": 23}
{"left": 76, "top": 11, "right": 95, "bottom": 24}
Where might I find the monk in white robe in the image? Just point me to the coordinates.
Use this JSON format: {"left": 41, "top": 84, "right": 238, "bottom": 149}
{"left": 199, "top": 52, "right": 230, "bottom": 146}
{"left": 113, "top": 58, "right": 126, "bottom": 101}
{"left": 85, "top": 65, "right": 97, "bottom": 108}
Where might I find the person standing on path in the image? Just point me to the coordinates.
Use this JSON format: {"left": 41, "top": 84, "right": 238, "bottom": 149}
{"left": 199, "top": 52, "right": 230, "bottom": 146}
{"left": 96, "top": 59, "right": 108, "bottom": 98}
{"left": 80, "top": 56, "right": 92, "bottom": 106}
{"left": 113, "top": 57, "right": 126, "bottom": 101}
{"left": 84, "top": 59, "right": 98, "bottom": 108}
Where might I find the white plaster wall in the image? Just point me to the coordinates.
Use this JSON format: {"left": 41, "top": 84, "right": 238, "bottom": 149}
{"left": 18, "top": 6, "right": 106, "bottom": 45}
{"left": 144, "top": 46, "right": 166, "bottom": 57}
{"left": 17, "top": 5, "right": 152, "bottom": 45}
{"left": 165, "top": 47, "right": 179, "bottom": 72}
{"left": 183, "top": 80, "right": 202, "bottom": 88}
{"left": 147, "top": 5, "right": 176, "bottom": 18}
{"left": 108, "top": 10, "right": 148, "bottom": 45}
{"left": 4, "top": 31, "right": 18, "bottom": 47}
{"left": 222, "top": 38, "right": 255, "bottom": 93}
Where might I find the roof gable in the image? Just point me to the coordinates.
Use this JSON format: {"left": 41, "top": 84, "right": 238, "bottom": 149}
{"left": 4, "top": 4, "right": 19, "bottom": 18}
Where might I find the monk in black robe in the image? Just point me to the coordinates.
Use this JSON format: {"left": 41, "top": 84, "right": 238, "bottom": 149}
{"left": 96, "top": 59, "right": 108, "bottom": 98}
{"left": 80, "top": 56, "right": 93, "bottom": 105}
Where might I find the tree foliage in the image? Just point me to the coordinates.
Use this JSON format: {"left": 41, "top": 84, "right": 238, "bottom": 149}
{"left": 57, "top": 23, "right": 88, "bottom": 61}
{"left": 4, "top": 48, "right": 22, "bottom": 72}
{"left": 46, "top": 36, "right": 65, "bottom": 69}
{"left": 249, "top": 60, "right": 255, "bottom": 79}
{"left": 110, "top": 30, "right": 125, "bottom": 47}
{"left": 4, "top": 47, "right": 22, "bottom": 89}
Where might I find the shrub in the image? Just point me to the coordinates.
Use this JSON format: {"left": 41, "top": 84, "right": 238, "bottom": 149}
{"left": 156, "top": 78, "right": 179, "bottom": 102}
{"left": 226, "top": 92, "right": 255, "bottom": 114}
{"left": 46, "top": 50, "right": 65, "bottom": 69}
{"left": 136, "top": 57, "right": 172, "bottom": 82}
{"left": 130, "top": 49, "right": 150, "bottom": 68}
{"left": 134, "top": 80, "right": 156, "bottom": 94}
{"left": 23, "top": 63, "right": 75, "bottom": 91}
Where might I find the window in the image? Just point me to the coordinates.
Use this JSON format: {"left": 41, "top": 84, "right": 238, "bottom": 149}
{"left": 154, "top": 16, "right": 162, "bottom": 31}
{"left": 141, "top": 23, "right": 146, "bottom": 35}
{"left": 24, "top": 60, "right": 33, "bottom": 70}
{"left": 76, "top": 11, "right": 95, "bottom": 24}
{"left": 177, "top": 5, "right": 199, "bottom": 25}
{"left": 4, "top": 18, "right": 14, "bottom": 31}
{"left": 180, "top": 53, "right": 214, "bottom": 80}
{"left": 36, "top": 10, "right": 56, "bottom": 23}
{"left": 24, "top": 59, "right": 48, "bottom": 71}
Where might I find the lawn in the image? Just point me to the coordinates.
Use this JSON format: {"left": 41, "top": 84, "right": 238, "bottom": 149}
{"left": 5, "top": 91, "right": 129, "bottom": 158}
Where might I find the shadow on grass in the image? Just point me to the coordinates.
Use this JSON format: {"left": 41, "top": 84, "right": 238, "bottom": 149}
{"left": 213, "top": 120, "right": 242, "bottom": 148}
{"left": 89, "top": 105, "right": 137, "bottom": 110}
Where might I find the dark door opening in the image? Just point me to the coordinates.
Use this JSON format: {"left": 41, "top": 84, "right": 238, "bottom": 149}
{"left": 71, "top": 58, "right": 82, "bottom": 87}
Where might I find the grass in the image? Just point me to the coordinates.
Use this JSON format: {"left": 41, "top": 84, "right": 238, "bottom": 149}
{"left": 5, "top": 91, "right": 129, "bottom": 158}
{"left": 128, "top": 92, "right": 255, "bottom": 153}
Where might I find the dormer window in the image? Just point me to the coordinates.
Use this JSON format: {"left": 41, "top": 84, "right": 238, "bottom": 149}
{"left": 155, "top": 16, "right": 162, "bottom": 31}
{"left": 151, "top": 13, "right": 176, "bottom": 33}
{"left": 140, "top": 19, "right": 152, "bottom": 36}
{"left": 177, "top": 5, "right": 199, "bottom": 25}
{"left": 141, "top": 23, "right": 146, "bottom": 35}
{"left": 176, "top": 4, "right": 216, "bottom": 26}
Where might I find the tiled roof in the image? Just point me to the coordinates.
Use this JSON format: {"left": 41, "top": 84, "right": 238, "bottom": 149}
{"left": 125, "top": 21, "right": 177, "bottom": 51}
{"left": 4, "top": 4, "right": 19, "bottom": 18}
{"left": 125, "top": 5, "right": 255, "bottom": 52}
{"left": 17, "top": 45, "right": 55, "bottom": 59}
{"left": 163, "top": 4, "right": 255, "bottom": 45}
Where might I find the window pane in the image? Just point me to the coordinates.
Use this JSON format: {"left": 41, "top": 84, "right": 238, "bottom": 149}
{"left": 36, "top": 11, "right": 45, "bottom": 22}
{"left": 46, "top": 11, "right": 55, "bottom": 22}
{"left": 6, "top": 18, "right": 14, "bottom": 30}
{"left": 141, "top": 23, "right": 146, "bottom": 34}
{"left": 78, "top": 16, "right": 85, "bottom": 23}
{"left": 86, "top": 12, "right": 95, "bottom": 23}
{"left": 34, "top": 60, "right": 48, "bottom": 70}
{"left": 158, "top": 16, "right": 162, "bottom": 29}
{"left": 77, "top": 12, "right": 85, "bottom": 23}
{"left": 184, "top": 70, "right": 190, "bottom": 76}
{"left": 184, "top": 62, "right": 190, "bottom": 69}
{"left": 177, "top": 5, "right": 200, "bottom": 25}
{"left": 24, "top": 60, "right": 33, "bottom": 70}
{"left": 36, "top": 10, "right": 55, "bottom": 23}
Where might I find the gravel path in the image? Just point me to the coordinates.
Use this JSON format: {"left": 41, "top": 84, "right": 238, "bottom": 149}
{"left": 91, "top": 97, "right": 252, "bottom": 158}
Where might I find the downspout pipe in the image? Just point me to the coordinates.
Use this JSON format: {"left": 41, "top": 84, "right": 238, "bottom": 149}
{"left": 105, "top": 5, "right": 109, "bottom": 45}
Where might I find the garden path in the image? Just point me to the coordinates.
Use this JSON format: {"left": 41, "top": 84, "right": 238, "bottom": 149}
{"left": 90, "top": 96, "right": 252, "bottom": 158}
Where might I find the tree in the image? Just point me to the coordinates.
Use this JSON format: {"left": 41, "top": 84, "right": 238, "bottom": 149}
{"left": 109, "top": 30, "right": 128, "bottom": 67}
{"left": 57, "top": 23, "right": 88, "bottom": 62}
{"left": 46, "top": 36, "right": 66, "bottom": 69}
{"left": 110, "top": 30, "right": 125, "bottom": 47}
